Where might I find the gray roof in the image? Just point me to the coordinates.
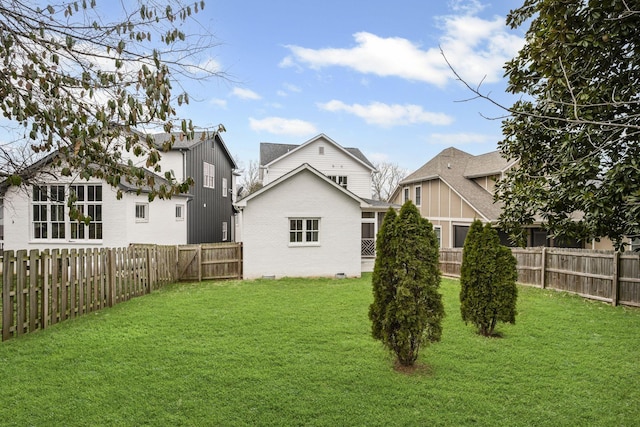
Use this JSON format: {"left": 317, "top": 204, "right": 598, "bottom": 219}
{"left": 259, "top": 140, "right": 375, "bottom": 170}
{"left": 399, "top": 147, "right": 511, "bottom": 221}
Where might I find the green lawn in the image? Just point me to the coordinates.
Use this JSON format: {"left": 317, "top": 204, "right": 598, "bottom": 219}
{"left": 0, "top": 275, "right": 638, "bottom": 426}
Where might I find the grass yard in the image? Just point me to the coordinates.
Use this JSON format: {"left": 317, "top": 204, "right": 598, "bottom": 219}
{"left": 0, "top": 275, "right": 638, "bottom": 426}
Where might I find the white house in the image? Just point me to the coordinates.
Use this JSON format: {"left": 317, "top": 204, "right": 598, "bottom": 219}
{"left": 236, "top": 164, "right": 366, "bottom": 279}
{"left": 236, "top": 134, "right": 396, "bottom": 278}
{"left": 0, "top": 153, "right": 189, "bottom": 251}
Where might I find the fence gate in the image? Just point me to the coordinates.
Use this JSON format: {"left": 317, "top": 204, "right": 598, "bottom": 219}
{"left": 177, "top": 243, "right": 242, "bottom": 282}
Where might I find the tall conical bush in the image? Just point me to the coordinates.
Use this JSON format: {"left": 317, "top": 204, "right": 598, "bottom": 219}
{"left": 460, "top": 219, "right": 518, "bottom": 336}
{"left": 369, "top": 201, "right": 444, "bottom": 366}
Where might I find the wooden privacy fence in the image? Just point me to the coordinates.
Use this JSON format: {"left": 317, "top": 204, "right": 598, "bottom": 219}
{"left": 439, "top": 247, "right": 640, "bottom": 307}
{"left": 177, "top": 243, "right": 243, "bottom": 282}
{"left": 1, "top": 243, "right": 243, "bottom": 341}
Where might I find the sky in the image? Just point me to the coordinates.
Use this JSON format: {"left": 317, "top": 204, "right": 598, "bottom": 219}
{"left": 176, "top": 0, "right": 527, "bottom": 173}
{"left": 3, "top": 0, "right": 527, "bottom": 175}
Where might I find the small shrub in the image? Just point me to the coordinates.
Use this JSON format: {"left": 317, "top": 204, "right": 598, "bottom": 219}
{"left": 459, "top": 219, "right": 518, "bottom": 337}
{"left": 369, "top": 202, "right": 444, "bottom": 367}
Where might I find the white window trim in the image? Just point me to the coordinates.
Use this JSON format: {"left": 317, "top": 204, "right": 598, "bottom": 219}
{"left": 433, "top": 225, "right": 442, "bottom": 248}
{"left": 175, "top": 204, "right": 185, "bottom": 221}
{"left": 135, "top": 203, "right": 149, "bottom": 223}
{"left": 222, "top": 221, "right": 228, "bottom": 241}
{"left": 288, "top": 217, "right": 320, "bottom": 247}
{"left": 403, "top": 186, "right": 410, "bottom": 203}
{"left": 222, "top": 177, "right": 228, "bottom": 197}
{"left": 414, "top": 185, "right": 422, "bottom": 206}
{"left": 203, "top": 161, "right": 215, "bottom": 189}
{"left": 31, "top": 184, "right": 103, "bottom": 243}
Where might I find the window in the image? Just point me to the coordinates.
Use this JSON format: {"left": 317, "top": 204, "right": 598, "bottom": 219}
{"left": 328, "top": 175, "right": 348, "bottom": 188}
{"left": 289, "top": 218, "right": 319, "bottom": 244}
{"left": 403, "top": 187, "right": 410, "bottom": 203}
{"left": 175, "top": 204, "right": 184, "bottom": 221}
{"left": 222, "top": 221, "right": 228, "bottom": 241}
{"left": 319, "top": 146, "right": 325, "bottom": 155}
{"left": 203, "top": 162, "right": 215, "bottom": 189}
{"left": 222, "top": 177, "right": 228, "bottom": 197}
{"left": 433, "top": 226, "right": 442, "bottom": 248}
{"left": 33, "top": 184, "right": 102, "bottom": 241}
{"left": 631, "top": 236, "right": 640, "bottom": 252}
{"left": 415, "top": 186, "right": 422, "bottom": 206}
{"left": 135, "top": 203, "right": 148, "bottom": 222}
{"left": 70, "top": 184, "right": 103, "bottom": 240}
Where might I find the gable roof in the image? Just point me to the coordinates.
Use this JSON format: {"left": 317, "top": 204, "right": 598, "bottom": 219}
{"left": 236, "top": 163, "right": 369, "bottom": 208}
{"left": 149, "top": 130, "right": 238, "bottom": 169}
{"left": 259, "top": 133, "right": 376, "bottom": 170}
{"left": 397, "top": 147, "right": 513, "bottom": 221}
{"left": 0, "top": 149, "right": 191, "bottom": 199}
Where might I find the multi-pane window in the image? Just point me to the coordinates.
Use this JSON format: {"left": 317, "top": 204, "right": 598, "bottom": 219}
{"left": 135, "top": 203, "right": 148, "bottom": 222}
{"left": 222, "top": 177, "right": 228, "bottom": 197}
{"left": 434, "top": 226, "right": 442, "bottom": 248}
{"left": 222, "top": 221, "right": 228, "bottom": 241}
{"left": 289, "top": 218, "right": 319, "bottom": 244}
{"left": 33, "top": 184, "right": 102, "bottom": 241}
{"left": 69, "top": 184, "right": 103, "bottom": 240}
{"left": 203, "top": 162, "right": 215, "bottom": 189}
{"left": 415, "top": 186, "right": 422, "bottom": 206}
{"left": 328, "top": 175, "right": 348, "bottom": 189}
{"left": 175, "top": 204, "right": 184, "bottom": 220}
{"left": 403, "top": 187, "right": 410, "bottom": 203}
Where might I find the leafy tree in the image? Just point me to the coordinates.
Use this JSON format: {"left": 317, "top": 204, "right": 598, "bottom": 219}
{"left": 0, "top": 0, "right": 223, "bottom": 213}
{"left": 460, "top": 220, "right": 517, "bottom": 337}
{"left": 369, "top": 201, "right": 444, "bottom": 367}
{"left": 494, "top": 1, "right": 640, "bottom": 250}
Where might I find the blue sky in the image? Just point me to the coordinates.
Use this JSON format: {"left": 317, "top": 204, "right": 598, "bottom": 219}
{"left": 177, "top": 0, "right": 526, "bottom": 172}
{"left": 2, "top": 0, "right": 526, "bottom": 174}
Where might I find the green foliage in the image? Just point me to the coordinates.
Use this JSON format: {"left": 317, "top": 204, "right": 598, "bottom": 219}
{"left": 497, "top": 1, "right": 640, "bottom": 250}
{"left": 369, "top": 201, "right": 444, "bottom": 366}
{"left": 0, "top": 1, "right": 218, "bottom": 200}
{"left": 460, "top": 220, "right": 518, "bottom": 336}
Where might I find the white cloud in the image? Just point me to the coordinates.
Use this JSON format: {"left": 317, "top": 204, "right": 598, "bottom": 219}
{"left": 232, "top": 87, "right": 262, "bottom": 100}
{"left": 429, "top": 132, "right": 495, "bottom": 145}
{"left": 318, "top": 100, "right": 453, "bottom": 127}
{"left": 281, "top": 9, "right": 523, "bottom": 87}
{"left": 249, "top": 117, "right": 318, "bottom": 136}
{"left": 185, "top": 57, "right": 222, "bottom": 74}
{"left": 209, "top": 98, "right": 227, "bottom": 108}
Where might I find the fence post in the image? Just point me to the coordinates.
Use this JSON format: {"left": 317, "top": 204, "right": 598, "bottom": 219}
{"left": 41, "top": 250, "right": 50, "bottom": 330}
{"left": 611, "top": 251, "right": 620, "bottom": 307}
{"left": 2, "top": 250, "right": 14, "bottom": 341}
{"left": 540, "top": 247, "right": 547, "bottom": 289}
{"left": 198, "top": 245, "right": 202, "bottom": 282}
{"left": 107, "top": 249, "right": 116, "bottom": 307}
{"left": 146, "top": 248, "right": 153, "bottom": 293}
{"left": 28, "top": 249, "right": 39, "bottom": 333}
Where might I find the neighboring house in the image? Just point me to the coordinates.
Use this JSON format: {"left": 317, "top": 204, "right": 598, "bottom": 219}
{"left": 0, "top": 153, "right": 189, "bottom": 251}
{"left": 147, "top": 131, "right": 238, "bottom": 244}
{"left": 236, "top": 134, "right": 395, "bottom": 278}
{"left": 391, "top": 147, "right": 621, "bottom": 250}
{"left": 0, "top": 129, "right": 238, "bottom": 251}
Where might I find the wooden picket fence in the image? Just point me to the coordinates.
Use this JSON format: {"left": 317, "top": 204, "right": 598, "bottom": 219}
{"left": 439, "top": 247, "right": 640, "bottom": 307}
{"left": 1, "top": 243, "right": 243, "bottom": 341}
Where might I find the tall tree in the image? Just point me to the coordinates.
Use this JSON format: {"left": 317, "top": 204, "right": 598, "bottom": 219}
{"left": 237, "top": 159, "right": 263, "bottom": 198}
{"left": 369, "top": 201, "right": 444, "bottom": 367}
{"left": 372, "top": 161, "right": 408, "bottom": 202}
{"left": 495, "top": 1, "right": 640, "bottom": 249}
{"left": 0, "top": 0, "right": 223, "bottom": 207}
{"left": 460, "top": 220, "right": 517, "bottom": 337}
{"left": 368, "top": 207, "right": 397, "bottom": 341}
